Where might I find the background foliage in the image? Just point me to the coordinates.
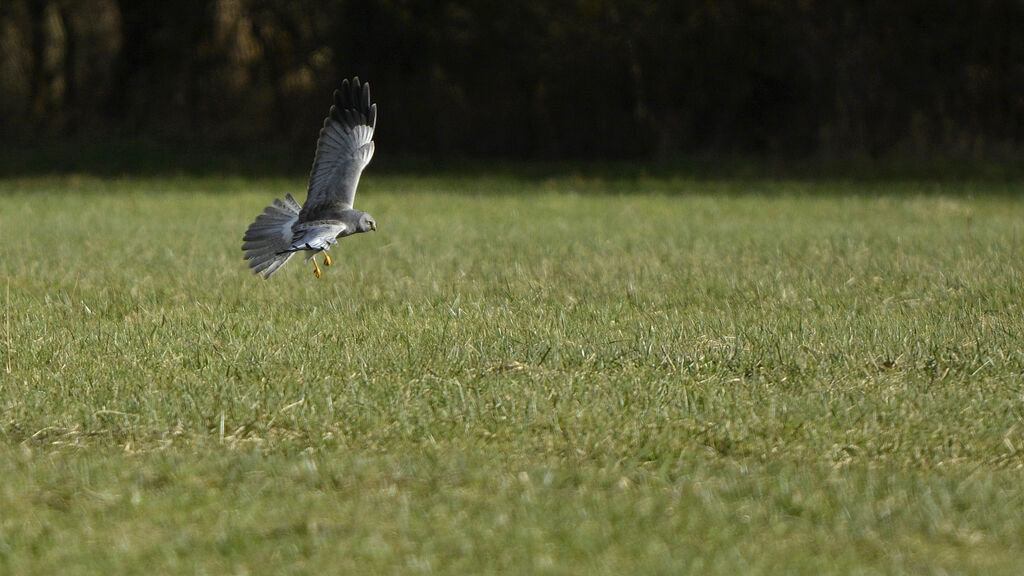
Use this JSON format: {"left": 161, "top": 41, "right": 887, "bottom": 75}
{"left": 2, "top": 0, "right": 1023, "bottom": 159}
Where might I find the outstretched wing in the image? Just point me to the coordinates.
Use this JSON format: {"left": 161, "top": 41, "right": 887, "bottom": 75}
{"left": 300, "top": 77, "right": 377, "bottom": 219}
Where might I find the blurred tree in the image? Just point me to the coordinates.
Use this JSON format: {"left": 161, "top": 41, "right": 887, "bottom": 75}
{"left": 0, "top": 0, "right": 1021, "bottom": 159}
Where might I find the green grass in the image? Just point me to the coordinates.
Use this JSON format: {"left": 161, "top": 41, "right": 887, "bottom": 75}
{"left": 1, "top": 173, "right": 1023, "bottom": 574}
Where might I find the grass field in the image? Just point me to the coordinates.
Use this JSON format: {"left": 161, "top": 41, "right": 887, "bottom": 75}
{"left": 1, "top": 172, "right": 1023, "bottom": 574}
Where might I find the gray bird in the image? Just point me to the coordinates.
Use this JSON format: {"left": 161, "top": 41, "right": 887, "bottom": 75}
{"left": 242, "top": 77, "right": 378, "bottom": 279}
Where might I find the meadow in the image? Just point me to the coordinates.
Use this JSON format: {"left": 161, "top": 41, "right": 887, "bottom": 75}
{"left": 1, "top": 172, "right": 1023, "bottom": 574}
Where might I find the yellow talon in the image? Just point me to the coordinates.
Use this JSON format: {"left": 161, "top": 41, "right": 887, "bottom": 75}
{"left": 323, "top": 251, "right": 332, "bottom": 267}
{"left": 313, "top": 258, "right": 322, "bottom": 278}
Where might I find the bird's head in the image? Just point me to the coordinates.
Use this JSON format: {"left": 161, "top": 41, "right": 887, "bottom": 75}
{"left": 359, "top": 213, "right": 377, "bottom": 232}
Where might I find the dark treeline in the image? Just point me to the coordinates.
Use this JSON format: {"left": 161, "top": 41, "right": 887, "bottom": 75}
{"left": 1, "top": 0, "right": 1022, "bottom": 160}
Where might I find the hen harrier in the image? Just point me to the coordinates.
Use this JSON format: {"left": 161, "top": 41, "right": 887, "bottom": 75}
{"left": 243, "top": 77, "right": 377, "bottom": 279}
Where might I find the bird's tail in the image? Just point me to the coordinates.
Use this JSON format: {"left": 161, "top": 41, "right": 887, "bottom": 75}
{"left": 242, "top": 194, "right": 301, "bottom": 278}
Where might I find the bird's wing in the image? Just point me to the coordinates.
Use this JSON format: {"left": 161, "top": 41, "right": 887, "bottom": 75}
{"left": 284, "top": 220, "right": 348, "bottom": 253}
{"left": 300, "top": 77, "right": 377, "bottom": 219}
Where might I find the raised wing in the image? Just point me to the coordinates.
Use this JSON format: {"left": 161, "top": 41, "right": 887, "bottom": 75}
{"left": 300, "top": 77, "right": 377, "bottom": 219}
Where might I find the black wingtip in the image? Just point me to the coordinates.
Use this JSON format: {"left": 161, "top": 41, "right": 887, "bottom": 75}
{"left": 328, "top": 77, "right": 375, "bottom": 126}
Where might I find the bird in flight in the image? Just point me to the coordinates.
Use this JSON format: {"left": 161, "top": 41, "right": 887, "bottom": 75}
{"left": 243, "top": 77, "right": 377, "bottom": 279}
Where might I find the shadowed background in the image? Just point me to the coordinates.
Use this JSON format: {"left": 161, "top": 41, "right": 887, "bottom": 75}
{"left": 2, "top": 0, "right": 1023, "bottom": 167}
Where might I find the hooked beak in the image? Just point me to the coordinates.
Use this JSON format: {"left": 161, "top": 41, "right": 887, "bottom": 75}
{"left": 370, "top": 221, "right": 377, "bottom": 231}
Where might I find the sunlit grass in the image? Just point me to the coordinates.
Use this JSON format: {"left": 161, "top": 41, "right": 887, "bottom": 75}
{"left": 1, "top": 174, "right": 1023, "bottom": 574}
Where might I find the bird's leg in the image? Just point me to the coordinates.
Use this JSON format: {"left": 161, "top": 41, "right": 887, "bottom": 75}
{"left": 322, "top": 250, "right": 332, "bottom": 267}
{"left": 312, "top": 257, "right": 322, "bottom": 278}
